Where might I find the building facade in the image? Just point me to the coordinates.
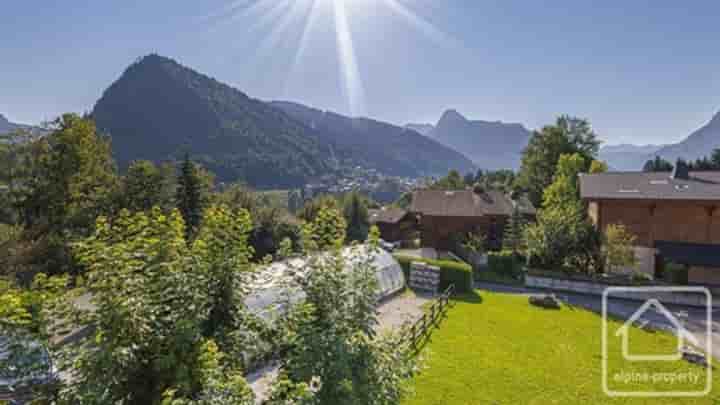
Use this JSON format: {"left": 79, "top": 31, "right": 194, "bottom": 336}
{"left": 368, "top": 207, "right": 418, "bottom": 242}
{"left": 580, "top": 164, "right": 720, "bottom": 285}
{"left": 409, "top": 189, "right": 535, "bottom": 251}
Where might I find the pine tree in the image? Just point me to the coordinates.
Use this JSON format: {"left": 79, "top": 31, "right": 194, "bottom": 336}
{"left": 343, "top": 191, "right": 369, "bottom": 243}
{"left": 503, "top": 205, "right": 526, "bottom": 256}
{"left": 176, "top": 154, "right": 205, "bottom": 241}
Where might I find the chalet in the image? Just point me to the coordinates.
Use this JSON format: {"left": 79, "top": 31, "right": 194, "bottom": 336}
{"left": 368, "top": 207, "right": 417, "bottom": 242}
{"left": 580, "top": 162, "right": 720, "bottom": 285}
{"left": 409, "top": 189, "right": 535, "bottom": 250}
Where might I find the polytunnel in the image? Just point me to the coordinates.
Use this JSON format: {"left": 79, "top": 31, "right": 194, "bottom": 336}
{"left": 244, "top": 245, "right": 406, "bottom": 320}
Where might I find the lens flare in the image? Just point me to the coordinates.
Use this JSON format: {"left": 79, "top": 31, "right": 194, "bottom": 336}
{"left": 201, "top": 0, "right": 458, "bottom": 118}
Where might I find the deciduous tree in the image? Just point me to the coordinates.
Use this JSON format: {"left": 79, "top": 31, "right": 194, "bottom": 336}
{"left": 516, "top": 116, "right": 600, "bottom": 206}
{"left": 604, "top": 223, "right": 637, "bottom": 273}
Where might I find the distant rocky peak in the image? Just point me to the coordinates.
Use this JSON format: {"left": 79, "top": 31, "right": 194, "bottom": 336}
{"left": 710, "top": 110, "right": 720, "bottom": 126}
{"left": 0, "top": 114, "right": 8, "bottom": 125}
{"left": 437, "top": 109, "right": 467, "bottom": 126}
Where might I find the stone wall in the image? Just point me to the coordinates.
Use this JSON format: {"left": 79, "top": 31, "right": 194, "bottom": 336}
{"left": 525, "top": 275, "right": 716, "bottom": 308}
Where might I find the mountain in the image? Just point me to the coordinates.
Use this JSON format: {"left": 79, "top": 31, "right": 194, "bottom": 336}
{"left": 597, "top": 110, "right": 720, "bottom": 171}
{"left": 0, "top": 114, "right": 41, "bottom": 136}
{"left": 599, "top": 144, "right": 664, "bottom": 171}
{"left": 653, "top": 111, "right": 720, "bottom": 164}
{"left": 404, "top": 123, "right": 434, "bottom": 136}
{"left": 270, "top": 101, "right": 476, "bottom": 177}
{"left": 92, "top": 54, "right": 335, "bottom": 188}
{"left": 427, "top": 109, "right": 531, "bottom": 170}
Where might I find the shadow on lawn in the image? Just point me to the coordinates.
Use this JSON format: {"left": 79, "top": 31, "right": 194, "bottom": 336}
{"left": 451, "top": 290, "right": 483, "bottom": 304}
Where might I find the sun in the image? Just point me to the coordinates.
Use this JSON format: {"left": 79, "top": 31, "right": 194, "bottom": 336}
{"left": 202, "top": 0, "right": 457, "bottom": 117}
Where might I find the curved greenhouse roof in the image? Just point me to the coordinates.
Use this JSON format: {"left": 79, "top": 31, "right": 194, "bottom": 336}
{"left": 244, "top": 246, "right": 405, "bottom": 319}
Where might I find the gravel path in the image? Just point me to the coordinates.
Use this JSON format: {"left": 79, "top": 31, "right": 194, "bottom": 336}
{"left": 376, "top": 290, "right": 433, "bottom": 332}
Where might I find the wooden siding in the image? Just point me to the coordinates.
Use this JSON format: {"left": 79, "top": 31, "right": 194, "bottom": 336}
{"left": 420, "top": 215, "right": 507, "bottom": 251}
{"left": 590, "top": 199, "right": 720, "bottom": 247}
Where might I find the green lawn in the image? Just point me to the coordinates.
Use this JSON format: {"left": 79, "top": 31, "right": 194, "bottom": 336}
{"left": 403, "top": 291, "right": 719, "bottom": 404}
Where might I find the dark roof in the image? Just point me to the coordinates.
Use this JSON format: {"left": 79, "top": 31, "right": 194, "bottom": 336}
{"left": 368, "top": 207, "right": 409, "bottom": 224}
{"left": 656, "top": 241, "right": 720, "bottom": 268}
{"left": 410, "top": 189, "right": 535, "bottom": 217}
{"left": 580, "top": 171, "right": 720, "bottom": 201}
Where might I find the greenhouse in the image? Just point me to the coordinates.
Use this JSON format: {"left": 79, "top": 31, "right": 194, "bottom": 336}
{"left": 244, "top": 245, "right": 406, "bottom": 320}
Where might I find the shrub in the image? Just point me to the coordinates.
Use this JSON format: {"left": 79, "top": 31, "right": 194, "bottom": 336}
{"left": 393, "top": 255, "right": 474, "bottom": 293}
{"left": 488, "top": 250, "right": 523, "bottom": 278}
{"left": 630, "top": 271, "right": 653, "bottom": 284}
{"left": 663, "top": 262, "right": 689, "bottom": 285}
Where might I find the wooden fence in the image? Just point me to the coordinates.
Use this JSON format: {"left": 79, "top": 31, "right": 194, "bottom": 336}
{"left": 400, "top": 284, "right": 455, "bottom": 351}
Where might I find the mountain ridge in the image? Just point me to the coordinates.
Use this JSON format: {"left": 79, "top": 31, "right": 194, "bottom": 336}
{"left": 652, "top": 110, "right": 720, "bottom": 164}
{"left": 427, "top": 109, "right": 532, "bottom": 170}
{"left": 0, "top": 114, "right": 42, "bottom": 135}
{"left": 92, "top": 54, "right": 333, "bottom": 188}
{"left": 91, "top": 54, "right": 475, "bottom": 188}
{"left": 270, "top": 100, "right": 476, "bottom": 177}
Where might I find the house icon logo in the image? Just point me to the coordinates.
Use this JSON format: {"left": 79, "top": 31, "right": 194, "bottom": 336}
{"left": 602, "top": 286, "right": 713, "bottom": 397}
{"left": 615, "top": 298, "right": 700, "bottom": 362}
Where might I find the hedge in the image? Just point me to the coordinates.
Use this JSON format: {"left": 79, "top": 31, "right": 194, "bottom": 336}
{"left": 663, "top": 262, "right": 689, "bottom": 285}
{"left": 487, "top": 250, "right": 523, "bottom": 278}
{"left": 393, "top": 255, "right": 474, "bottom": 293}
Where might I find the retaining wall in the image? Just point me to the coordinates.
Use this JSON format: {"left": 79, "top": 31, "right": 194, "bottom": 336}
{"left": 526, "top": 275, "right": 717, "bottom": 308}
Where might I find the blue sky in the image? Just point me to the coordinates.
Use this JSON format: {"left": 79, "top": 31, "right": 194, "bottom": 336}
{"left": 2, "top": 0, "right": 719, "bottom": 145}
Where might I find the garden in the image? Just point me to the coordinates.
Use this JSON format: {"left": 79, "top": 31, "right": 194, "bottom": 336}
{"left": 402, "top": 290, "right": 719, "bottom": 404}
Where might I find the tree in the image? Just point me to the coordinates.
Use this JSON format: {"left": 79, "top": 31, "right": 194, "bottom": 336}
{"left": 541, "top": 153, "right": 586, "bottom": 210}
{"left": 15, "top": 114, "right": 119, "bottom": 275}
{"left": 604, "top": 224, "right": 637, "bottom": 273}
{"left": 0, "top": 129, "right": 42, "bottom": 225}
{"left": 460, "top": 229, "right": 486, "bottom": 255}
{"left": 502, "top": 206, "right": 526, "bottom": 256}
{"left": 711, "top": 149, "right": 720, "bottom": 169}
{"left": 431, "top": 169, "right": 466, "bottom": 190}
{"left": 298, "top": 195, "right": 340, "bottom": 223}
{"left": 177, "top": 154, "right": 211, "bottom": 241}
{"left": 59, "top": 207, "right": 256, "bottom": 404}
{"left": 516, "top": 116, "right": 600, "bottom": 207}
{"left": 270, "top": 212, "right": 415, "bottom": 404}
{"left": 524, "top": 204, "right": 602, "bottom": 273}
{"left": 463, "top": 172, "right": 475, "bottom": 186}
{"left": 343, "top": 191, "right": 370, "bottom": 243}
{"left": 191, "top": 205, "right": 254, "bottom": 339}
{"left": 642, "top": 156, "right": 674, "bottom": 172}
{"left": 302, "top": 204, "right": 347, "bottom": 251}
{"left": 589, "top": 160, "right": 608, "bottom": 174}
{"left": 121, "top": 160, "right": 174, "bottom": 212}
{"left": 287, "top": 189, "right": 304, "bottom": 213}
{"left": 525, "top": 153, "right": 604, "bottom": 273}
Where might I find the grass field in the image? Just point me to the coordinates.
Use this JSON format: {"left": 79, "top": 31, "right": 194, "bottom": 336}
{"left": 402, "top": 291, "right": 719, "bottom": 404}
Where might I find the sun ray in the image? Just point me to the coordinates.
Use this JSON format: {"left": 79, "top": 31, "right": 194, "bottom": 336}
{"left": 333, "top": 0, "right": 367, "bottom": 117}
{"left": 202, "top": 0, "right": 284, "bottom": 35}
{"left": 253, "top": 0, "right": 308, "bottom": 63}
{"left": 381, "top": 0, "right": 461, "bottom": 49}
{"left": 215, "top": 0, "right": 293, "bottom": 64}
{"left": 196, "top": 0, "right": 254, "bottom": 24}
{"left": 283, "top": 0, "right": 324, "bottom": 98}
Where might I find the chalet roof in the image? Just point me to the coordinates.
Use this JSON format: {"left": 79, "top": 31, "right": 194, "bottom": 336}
{"left": 410, "top": 189, "right": 534, "bottom": 217}
{"left": 580, "top": 171, "right": 720, "bottom": 201}
{"left": 368, "top": 207, "right": 408, "bottom": 224}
